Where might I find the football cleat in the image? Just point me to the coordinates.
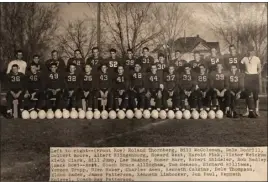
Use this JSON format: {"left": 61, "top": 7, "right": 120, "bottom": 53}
{"left": 242, "top": 112, "right": 249, "bottom": 117}
{"left": 248, "top": 111, "right": 257, "bottom": 118}
{"left": 226, "top": 111, "right": 233, "bottom": 118}
{"left": 233, "top": 111, "right": 239, "bottom": 118}
{"left": 5, "top": 112, "right": 13, "bottom": 119}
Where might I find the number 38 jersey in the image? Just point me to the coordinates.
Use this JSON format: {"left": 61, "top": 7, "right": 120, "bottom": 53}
{"left": 209, "top": 71, "right": 229, "bottom": 91}
{"left": 65, "top": 72, "right": 79, "bottom": 90}
{"left": 6, "top": 72, "right": 25, "bottom": 91}
{"left": 227, "top": 72, "right": 244, "bottom": 91}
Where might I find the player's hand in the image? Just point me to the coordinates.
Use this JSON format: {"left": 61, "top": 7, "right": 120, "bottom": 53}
{"left": 119, "top": 90, "right": 124, "bottom": 96}
{"left": 31, "top": 92, "right": 36, "bottom": 100}
{"left": 145, "top": 91, "right": 151, "bottom": 98}
{"left": 24, "top": 91, "right": 30, "bottom": 98}
{"left": 157, "top": 90, "right": 162, "bottom": 99}
{"left": 15, "top": 92, "right": 21, "bottom": 99}
{"left": 139, "top": 88, "right": 145, "bottom": 93}
{"left": 220, "top": 90, "right": 226, "bottom": 97}
{"left": 168, "top": 90, "right": 174, "bottom": 97}
{"left": 84, "top": 91, "right": 89, "bottom": 97}
{"left": 230, "top": 91, "right": 235, "bottom": 96}
{"left": 69, "top": 90, "right": 74, "bottom": 97}
{"left": 11, "top": 91, "right": 16, "bottom": 98}
{"left": 236, "top": 92, "right": 241, "bottom": 100}
{"left": 202, "top": 91, "right": 206, "bottom": 98}
{"left": 160, "top": 84, "right": 164, "bottom": 90}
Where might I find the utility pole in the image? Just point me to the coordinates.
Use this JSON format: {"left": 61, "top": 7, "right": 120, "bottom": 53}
{"left": 97, "top": 3, "right": 101, "bottom": 50}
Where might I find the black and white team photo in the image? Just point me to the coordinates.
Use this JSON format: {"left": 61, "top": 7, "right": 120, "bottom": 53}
{"left": 0, "top": 2, "right": 267, "bottom": 181}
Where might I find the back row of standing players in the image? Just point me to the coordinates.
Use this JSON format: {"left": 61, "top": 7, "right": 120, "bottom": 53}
{"left": 5, "top": 45, "right": 256, "bottom": 118}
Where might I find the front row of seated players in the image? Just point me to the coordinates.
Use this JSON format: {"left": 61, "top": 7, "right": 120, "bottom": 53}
{"left": 5, "top": 61, "right": 258, "bottom": 118}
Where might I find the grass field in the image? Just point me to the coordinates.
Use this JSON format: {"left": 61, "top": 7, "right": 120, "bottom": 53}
{"left": 1, "top": 98, "right": 267, "bottom": 181}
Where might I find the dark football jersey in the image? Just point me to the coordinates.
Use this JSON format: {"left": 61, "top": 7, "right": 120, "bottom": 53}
{"left": 172, "top": 58, "right": 187, "bottom": 73}
{"left": 97, "top": 71, "right": 111, "bottom": 89}
{"left": 80, "top": 72, "right": 94, "bottom": 91}
{"left": 209, "top": 71, "right": 229, "bottom": 91}
{"left": 179, "top": 72, "right": 196, "bottom": 91}
{"left": 130, "top": 71, "right": 145, "bottom": 89}
{"left": 228, "top": 72, "right": 244, "bottom": 91}
{"left": 123, "top": 57, "right": 136, "bottom": 73}
{"left": 27, "top": 61, "right": 46, "bottom": 73}
{"left": 156, "top": 62, "right": 167, "bottom": 78}
{"left": 46, "top": 71, "right": 64, "bottom": 89}
{"left": 86, "top": 56, "right": 103, "bottom": 74}
{"left": 205, "top": 55, "right": 224, "bottom": 73}
{"left": 104, "top": 57, "right": 121, "bottom": 76}
{"left": 137, "top": 56, "right": 154, "bottom": 73}
{"left": 189, "top": 60, "right": 204, "bottom": 73}
{"left": 65, "top": 72, "right": 79, "bottom": 90}
{"left": 224, "top": 54, "right": 242, "bottom": 71}
{"left": 146, "top": 72, "right": 162, "bottom": 90}
{"left": 195, "top": 73, "right": 209, "bottom": 91}
{"left": 26, "top": 72, "right": 43, "bottom": 90}
{"left": 6, "top": 72, "right": 25, "bottom": 90}
{"left": 114, "top": 74, "right": 129, "bottom": 90}
{"left": 163, "top": 72, "right": 178, "bottom": 91}
{"left": 67, "top": 58, "right": 85, "bottom": 72}
{"left": 45, "top": 58, "right": 66, "bottom": 73}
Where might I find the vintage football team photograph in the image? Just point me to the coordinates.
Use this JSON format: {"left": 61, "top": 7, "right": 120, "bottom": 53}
{"left": 0, "top": 2, "right": 267, "bottom": 181}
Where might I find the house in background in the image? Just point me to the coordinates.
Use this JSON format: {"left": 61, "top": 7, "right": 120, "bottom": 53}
{"left": 153, "top": 35, "right": 220, "bottom": 62}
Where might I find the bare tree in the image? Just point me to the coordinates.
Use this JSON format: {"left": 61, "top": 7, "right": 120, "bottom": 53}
{"left": 101, "top": 3, "right": 162, "bottom": 56}
{"left": 203, "top": 3, "right": 267, "bottom": 93}
{"left": 57, "top": 18, "right": 97, "bottom": 59}
{"left": 0, "top": 3, "right": 59, "bottom": 68}
{"left": 152, "top": 3, "right": 193, "bottom": 59}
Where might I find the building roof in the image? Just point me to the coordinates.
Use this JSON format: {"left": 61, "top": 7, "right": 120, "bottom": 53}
{"left": 153, "top": 35, "right": 220, "bottom": 53}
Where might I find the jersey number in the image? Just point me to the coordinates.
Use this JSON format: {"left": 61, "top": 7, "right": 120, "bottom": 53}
{"left": 100, "top": 75, "right": 108, "bottom": 81}
{"left": 117, "top": 77, "right": 124, "bottom": 82}
{"left": 229, "top": 58, "right": 238, "bottom": 64}
{"left": 68, "top": 75, "right": 76, "bottom": 82}
{"left": 198, "top": 76, "right": 207, "bottom": 82}
{"left": 183, "top": 75, "right": 191, "bottom": 81}
{"left": 216, "top": 74, "right": 224, "bottom": 80}
{"left": 91, "top": 59, "right": 98, "bottom": 65}
{"left": 230, "top": 76, "right": 238, "bottom": 82}
{"left": 30, "top": 75, "right": 38, "bottom": 81}
{"left": 211, "top": 58, "right": 219, "bottom": 64}
{"left": 126, "top": 60, "right": 134, "bottom": 66}
{"left": 84, "top": 75, "right": 92, "bottom": 81}
{"left": 157, "top": 64, "right": 165, "bottom": 70}
{"left": 109, "top": 61, "right": 118, "bottom": 68}
{"left": 142, "top": 58, "right": 150, "bottom": 64}
{"left": 149, "top": 76, "right": 158, "bottom": 82}
{"left": 49, "top": 73, "right": 58, "bottom": 80}
{"left": 167, "top": 75, "right": 175, "bottom": 81}
{"left": 11, "top": 76, "right": 20, "bottom": 82}
{"left": 175, "top": 61, "right": 182, "bottom": 67}
{"left": 133, "top": 73, "right": 142, "bottom": 79}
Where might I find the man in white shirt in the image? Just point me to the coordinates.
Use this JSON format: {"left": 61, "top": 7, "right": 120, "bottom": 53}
{"left": 6, "top": 50, "right": 27, "bottom": 74}
{"left": 240, "top": 46, "right": 261, "bottom": 118}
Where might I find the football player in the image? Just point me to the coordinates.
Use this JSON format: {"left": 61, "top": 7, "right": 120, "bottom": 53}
{"left": 137, "top": 47, "right": 154, "bottom": 73}
{"left": 129, "top": 63, "right": 146, "bottom": 111}
{"left": 45, "top": 63, "right": 65, "bottom": 110}
{"left": 79, "top": 64, "right": 96, "bottom": 111}
{"left": 224, "top": 45, "right": 242, "bottom": 72}
{"left": 96, "top": 64, "right": 114, "bottom": 110}
{"left": 63, "top": 63, "right": 80, "bottom": 111}
{"left": 205, "top": 48, "right": 224, "bottom": 73}
{"left": 45, "top": 50, "right": 66, "bottom": 73}
{"left": 113, "top": 66, "right": 130, "bottom": 111}
{"left": 6, "top": 50, "right": 27, "bottom": 74}
{"left": 145, "top": 64, "right": 163, "bottom": 111}
{"left": 123, "top": 49, "right": 136, "bottom": 74}
{"left": 27, "top": 54, "right": 46, "bottom": 73}
{"left": 178, "top": 64, "right": 198, "bottom": 111}
{"left": 156, "top": 53, "right": 167, "bottom": 78}
{"left": 86, "top": 47, "right": 102, "bottom": 75}
{"left": 225, "top": 64, "right": 244, "bottom": 118}
{"left": 195, "top": 64, "right": 210, "bottom": 111}
{"left": 171, "top": 50, "right": 187, "bottom": 73}
{"left": 162, "top": 65, "right": 180, "bottom": 111}
{"left": 67, "top": 49, "right": 85, "bottom": 72}
{"left": 209, "top": 62, "right": 229, "bottom": 111}
{"left": 24, "top": 63, "right": 45, "bottom": 111}
{"left": 105, "top": 48, "right": 121, "bottom": 77}
{"left": 5, "top": 64, "right": 26, "bottom": 118}
{"left": 189, "top": 51, "right": 204, "bottom": 73}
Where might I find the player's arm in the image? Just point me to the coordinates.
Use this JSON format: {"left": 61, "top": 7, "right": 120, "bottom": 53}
{"left": 191, "top": 74, "right": 197, "bottom": 92}
{"left": 209, "top": 72, "right": 215, "bottom": 90}
{"left": 239, "top": 73, "right": 245, "bottom": 93}
{"left": 222, "top": 72, "right": 229, "bottom": 93}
